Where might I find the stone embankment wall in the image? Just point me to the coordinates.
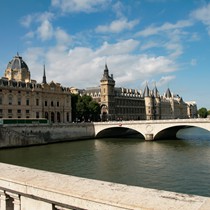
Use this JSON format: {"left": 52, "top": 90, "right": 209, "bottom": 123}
{"left": 0, "top": 123, "right": 95, "bottom": 148}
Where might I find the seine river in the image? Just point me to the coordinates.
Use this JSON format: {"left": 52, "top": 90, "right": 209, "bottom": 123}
{"left": 0, "top": 127, "right": 210, "bottom": 197}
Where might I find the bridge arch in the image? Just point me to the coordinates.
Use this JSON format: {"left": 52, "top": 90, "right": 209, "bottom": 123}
{"left": 96, "top": 126, "right": 144, "bottom": 139}
{"left": 153, "top": 124, "right": 210, "bottom": 140}
{"left": 154, "top": 125, "right": 191, "bottom": 140}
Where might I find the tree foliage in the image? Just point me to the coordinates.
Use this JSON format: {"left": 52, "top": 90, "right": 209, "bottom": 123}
{"left": 198, "top": 107, "right": 208, "bottom": 118}
{"left": 71, "top": 94, "right": 100, "bottom": 122}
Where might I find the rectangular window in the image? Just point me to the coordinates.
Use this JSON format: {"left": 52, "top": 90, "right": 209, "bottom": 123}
{"left": 26, "top": 110, "right": 30, "bottom": 114}
{"left": 18, "top": 98, "right": 21, "bottom": 105}
{"left": 51, "top": 101, "right": 54, "bottom": 106}
{"left": 26, "top": 99, "right": 30, "bottom": 106}
{"left": 0, "top": 97, "right": 2, "bottom": 105}
{"left": 45, "top": 101, "right": 47, "bottom": 106}
{"left": 36, "top": 112, "right": 39, "bottom": 118}
{"left": 8, "top": 109, "right": 12, "bottom": 114}
{"left": 8, "top": 96, "right": 12, "bottom": 105}
{"left": 0, "top": 109, "right": 2, "bottom": 114}
{"left": 17, "top": 110, "right": 21, "bottom": 114}
{"left": 57, "top": 101, "right": 59, "bottom": 107}
{"left": 36, "top": 99, "right": 39, "bottom": 106}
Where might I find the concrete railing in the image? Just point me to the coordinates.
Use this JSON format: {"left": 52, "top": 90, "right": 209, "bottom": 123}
{"left": 0, "top": 163, "right": 210, "bottom": 210}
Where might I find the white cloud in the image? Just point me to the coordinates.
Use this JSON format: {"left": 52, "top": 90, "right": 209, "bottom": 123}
{"left": 51, "top": 0, "right": 110, "bottom": 13}
{"left": 112, "top": 1, "right": 126, "bottom": 18}
{"left": 96, "top": 39, "right": 140, "bottom": 56}
{"left": 20, "top": 12, "right": 54, "bottom": 28}
{"left": 20, "top": 15, "right": 34, "bottom": 28}
{"left": 136, "top": 20, "right": 193, "bottom": 37}
{"left": 23, "top": 39, "right": 177, "bottom": 89}
{"left": 55, "top": 27, "right": 72, "bottom": 45}
{"left": 156, "top": 75, "right": 176, "bottom": 87}
{"left": 191, "top": 3, "right": 210, "bottom": 25}
{"left": 191, "top": 3, "right": 210, "bottom": 35}
{"left": 140, "top": 41, "right": 160, "bottom": 50}
{"left": 96, "top": 18, "right": 139, "bottom": 33}
{"left": 37, "top": 20, "right": 54, "bottom": 41}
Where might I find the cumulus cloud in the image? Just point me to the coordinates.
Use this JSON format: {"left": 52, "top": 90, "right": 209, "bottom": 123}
{"left": 95, "top": 18, "right": 139, "bottom": 33}
{"left": 51, "top": 0, "right": 110, "bottom": 13}
{"left": 20, "top": 12, "right": 54, "bottom": 28}
{"left": 23, "top": 39, "right": 177, "bottom": 89}
{"left": 55, "top": 27, "right": 72, "bottom": 45}
{"left": 191, "top": 3, "right": 210, "bottom": 35}
{"left": 37, "top": 20, "right": 54, "bottom": 41}
{"left": 96, "top": 39, "right": 140, "bottom": 55}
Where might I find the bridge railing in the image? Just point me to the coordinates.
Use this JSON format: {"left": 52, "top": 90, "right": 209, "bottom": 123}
{"left": 0, "top": 163, "right": 210, "bottom": 210}
{"left": 93, "top": 118, "right": 210, "bottom": 124}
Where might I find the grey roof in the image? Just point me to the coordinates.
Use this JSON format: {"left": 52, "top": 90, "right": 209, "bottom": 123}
{"left": 100, "top": 64, "right": 115, "bottom": 83}
{"left": 143, "top": 84, "right": 150, "bottom": 97}
{"left": 7, "top": 53, "right": 29, "bottom": 70}
{"left": 165, "top": 88, "right": 172, "bottom": 98}
{"left": 153, "top": 86, "right": 159, "bottom": 98}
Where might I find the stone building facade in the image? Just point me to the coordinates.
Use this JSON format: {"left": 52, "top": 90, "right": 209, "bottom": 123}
{"left": 0, "top": 54, "right": 71, "bottom": 123}
{"left": 73, "top": 64, "right": 197, "bottom": 121}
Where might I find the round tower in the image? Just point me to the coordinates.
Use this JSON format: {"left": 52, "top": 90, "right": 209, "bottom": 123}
{"left": 143, "top": 83, "right": 153, "bottom": 120}
{"left": 153, "top": 85, "right": 161, "bottom": 119}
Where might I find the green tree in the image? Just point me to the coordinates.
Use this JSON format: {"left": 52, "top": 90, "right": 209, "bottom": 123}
{"left": 208, "top": 110, "right": 210, "bottom": 116}
{"left": 198, "top": 107, "right": 208, "bottom": 118}
{"left": 71, "top": 94, "right": 100, "bottom": 122}
{"left": 88, "top": 100, "right": 101, "bottom": 121}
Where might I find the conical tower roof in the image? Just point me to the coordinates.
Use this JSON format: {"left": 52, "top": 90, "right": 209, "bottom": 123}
{"left": 165, "top": 88, "right": 172, "bottom": 98}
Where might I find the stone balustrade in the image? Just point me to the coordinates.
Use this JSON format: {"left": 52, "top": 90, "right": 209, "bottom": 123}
{"left": 0, "top": 163, "right": 210, "bottom": 210}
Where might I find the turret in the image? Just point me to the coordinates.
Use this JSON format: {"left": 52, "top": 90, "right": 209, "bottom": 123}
{"left": 153, "top": 85, "right": 161, "bottom": 119}
{"left": 143, "top": 83, "right": 153, "bottom": 120}
{"left": 100, "top": 64, "right": 115, "bottom": 121}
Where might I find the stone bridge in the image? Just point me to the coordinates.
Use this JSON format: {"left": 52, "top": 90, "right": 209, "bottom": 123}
{"left": 93, "top": 119, "right": 210, "bottom": 140}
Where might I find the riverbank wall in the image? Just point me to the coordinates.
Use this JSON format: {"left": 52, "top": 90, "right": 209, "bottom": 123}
{"left": 0, "top": 123, "right": 95, "bottom": 148}
{"left": 0, "top": 162, "right": 209, "bottom": 210}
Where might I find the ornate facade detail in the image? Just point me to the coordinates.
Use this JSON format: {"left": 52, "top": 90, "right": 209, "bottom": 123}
{"left": 0, "top": 54, "right": 72, "bottom": 123}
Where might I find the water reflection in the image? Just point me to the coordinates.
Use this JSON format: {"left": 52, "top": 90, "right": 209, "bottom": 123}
{"left": 0, "top": 127, "right": 210, "bottom": 196}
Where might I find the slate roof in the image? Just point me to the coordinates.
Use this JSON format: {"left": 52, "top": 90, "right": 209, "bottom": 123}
{"left": 7, "top": 53, "right": 29, "bottom": 70}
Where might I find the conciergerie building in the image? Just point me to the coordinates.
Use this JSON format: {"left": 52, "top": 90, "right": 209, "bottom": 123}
{"left": 72, "top": 64, "right": 197, "bottom": 121}
{"left": 0, "top": 54, "right": 72, "bottom": 123}
{"left": 0, "top": 54, "right": 197, "bottom": 122}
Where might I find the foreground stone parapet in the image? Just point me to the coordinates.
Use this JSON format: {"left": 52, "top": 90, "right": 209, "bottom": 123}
{"left": 0, "top": 163, "right": 209, "bottom": 210}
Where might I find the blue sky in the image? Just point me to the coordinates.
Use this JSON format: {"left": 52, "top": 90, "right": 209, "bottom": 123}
{"left": 0, "top": 0, "right": 210, "bottom": 109}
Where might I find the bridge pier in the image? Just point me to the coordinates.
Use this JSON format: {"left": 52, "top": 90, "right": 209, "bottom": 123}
{"left": 145, "top": 133, "right": 154, "bottom": 141}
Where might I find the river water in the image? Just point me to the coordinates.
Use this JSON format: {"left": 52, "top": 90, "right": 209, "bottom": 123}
{"left": 0, "top": 127, "right": 210, "bottom": 197}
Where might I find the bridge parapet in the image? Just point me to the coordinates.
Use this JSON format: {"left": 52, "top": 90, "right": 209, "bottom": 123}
{"left": 0, "top": 163, "right": 210, "bottom": 210}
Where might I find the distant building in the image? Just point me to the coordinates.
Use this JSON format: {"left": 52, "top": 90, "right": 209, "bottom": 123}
{"left": 72, "top": 64, "right": 197, "bottom": 121}
{"left": 0, "top": 54, "right": 71, "bottom": 123}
